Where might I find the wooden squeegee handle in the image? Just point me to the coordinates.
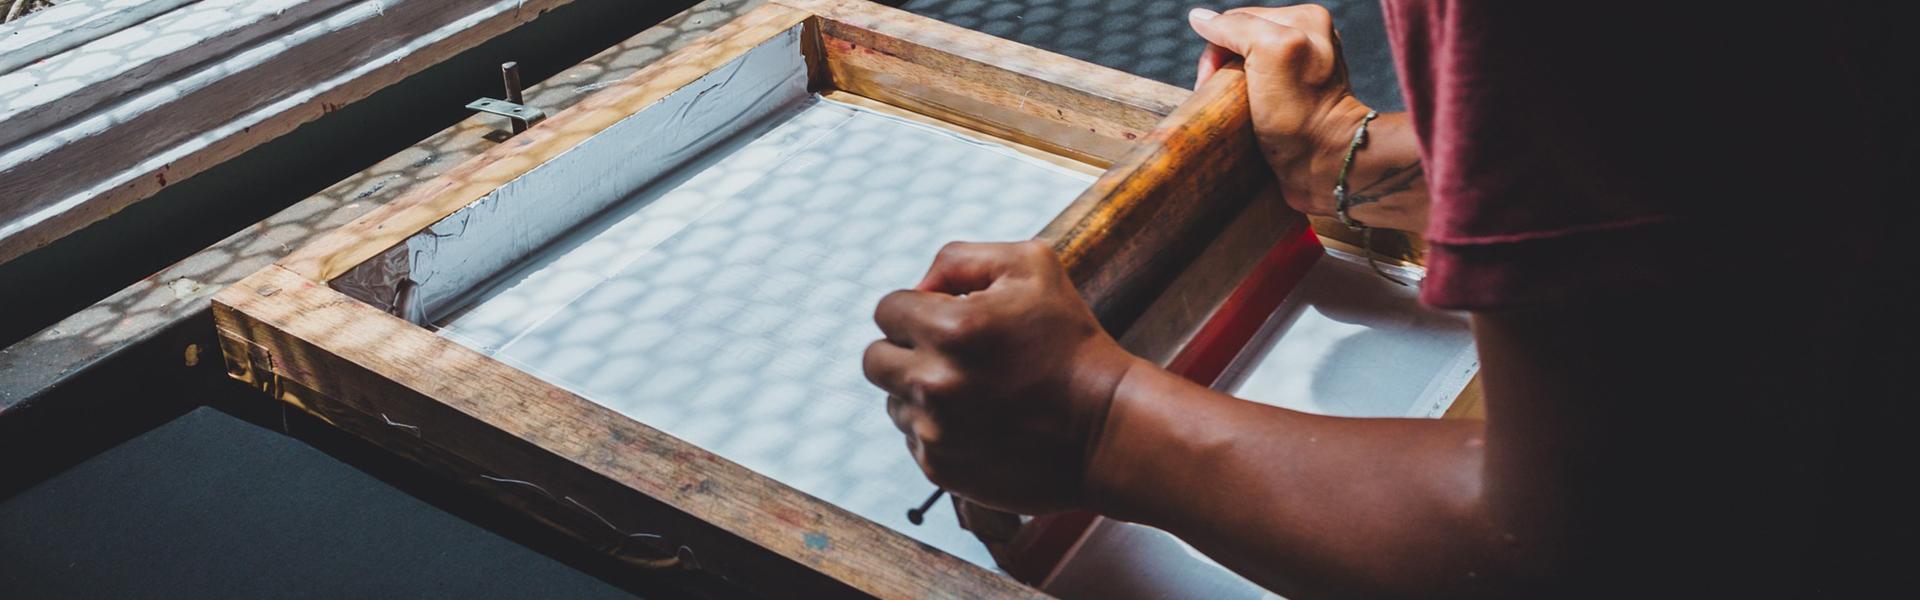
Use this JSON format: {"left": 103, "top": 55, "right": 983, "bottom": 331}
{"left": 968, "top": 64, "right": 1260, "bottom": 579}
{"left": 1040, "top": 62, "right": 1261, "bottom": 333}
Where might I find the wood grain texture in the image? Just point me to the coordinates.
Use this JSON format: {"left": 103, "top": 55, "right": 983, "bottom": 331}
{"left": 820, "top": 90, "right": 1105, "bottom": 177}
{"left": 0, "top": 0, "right": 765, "bottom": 411}
{"left": 221, "top": 3, "right": 1278, "bottom": 597}
{"left": 0, "top": 0, "right": 583, "bottom": 267}
{"left": 1114, "top": 184, "right": 1298, "bottom": 365}
{"left": 1002, "top": 186, "right": 1317, "bottom": 585}
{"left": 797, "top": 0, "right": 1185, "bottom": 165}
{"left": 213, "top": 266, "right": 1043, "bottom": 599}
{"left": 278, "top": 3, "right": 815, "bottom": 284}
{"left": 1444, "top": 374, "right": 1486, "bottom": 420}
{"left": 0, "top": 0, "right": 198, "bottom": 75}
{"left": 1311, "top": 215, "right": 1426, "bottom": 265}
{"left": 0, "top": 0, "right": 351, "bottom": 150}
{"left": 1041, "top": 64, "right": 1267, "bottom": 333}
{"left": 784, "top": 0, "right": 1182, "bottom": 116}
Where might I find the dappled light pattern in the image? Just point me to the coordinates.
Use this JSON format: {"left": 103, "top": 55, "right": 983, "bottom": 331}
{"left": 434, "top": 97, "right": 1093, "bottom": 567}
{"left": 901, "top": 0, "right": 1404, "bottom": 110}
{"left": 2, "top": 0, "right": 763, "bottom": 404}
{"left": 2, "top": 0, "right": 196, "bottom": 75}
{"left": 0, "top": 0, "right": 335, "bottom": 150}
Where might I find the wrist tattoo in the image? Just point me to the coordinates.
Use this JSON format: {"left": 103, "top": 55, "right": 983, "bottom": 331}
{"left": 1344, "top": 161, "right": 1423, "bottom": 208}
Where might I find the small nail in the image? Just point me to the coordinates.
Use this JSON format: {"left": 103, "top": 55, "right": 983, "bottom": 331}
{"left": 1189, "top": 7, "right": 1219, "bottom": 21}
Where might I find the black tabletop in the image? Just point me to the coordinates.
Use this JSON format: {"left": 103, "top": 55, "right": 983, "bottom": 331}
{"left": 0, "top": 407, "right": 636, "bottom": 599}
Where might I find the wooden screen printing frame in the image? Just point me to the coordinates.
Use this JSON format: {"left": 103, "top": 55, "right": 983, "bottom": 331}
{"left": 211, "top": 0, "right": 1286, "bottom": 597}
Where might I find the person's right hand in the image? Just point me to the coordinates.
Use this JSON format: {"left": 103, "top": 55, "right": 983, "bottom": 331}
{"left": 1190, "top": 5, "right": 1375, "bottom": 219}
{"left": 863, "top": 241, "right": 1141, "bottom": 516}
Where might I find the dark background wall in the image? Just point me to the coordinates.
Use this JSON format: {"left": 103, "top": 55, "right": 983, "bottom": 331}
{"left": 1, "top": 2, "right": 1406, "bottom": 598}
{"left": 900, "top": 0, "right": 1405, "bottom": 110}
{"left": 0, "top": 0, "right": 719, "bottom": 347}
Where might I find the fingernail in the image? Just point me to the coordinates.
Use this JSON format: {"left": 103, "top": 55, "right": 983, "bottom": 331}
{"left": 1189, "top": 7, "right": 1219, "bottom": 21}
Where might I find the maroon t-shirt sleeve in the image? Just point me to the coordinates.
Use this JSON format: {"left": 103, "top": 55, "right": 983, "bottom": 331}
{"left": 1378, "top": 2, "right": 1877, "bottom": 311}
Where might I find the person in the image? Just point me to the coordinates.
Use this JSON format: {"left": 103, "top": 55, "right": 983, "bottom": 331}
{"left": 864, "top": 3, "right": 1912, "bottom": 597}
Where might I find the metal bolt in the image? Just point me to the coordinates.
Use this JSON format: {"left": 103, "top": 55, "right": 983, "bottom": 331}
{"left": 502, "top": 61, "right": 528, "bottom": 133}
{"left": 906, "top": 488, "right": 946, "bottom": 525}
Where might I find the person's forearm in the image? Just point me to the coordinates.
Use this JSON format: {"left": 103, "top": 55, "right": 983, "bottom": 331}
{"left": 1086, "top": 359, "right": 1516, "bottom": 598}
{"left": 1294, "top": 109, "right": 1430, "bottom": 233}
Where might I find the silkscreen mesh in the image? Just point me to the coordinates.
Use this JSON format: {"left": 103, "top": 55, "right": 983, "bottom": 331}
{"left": 435, "top": 95, "right": 1095, "bottom": 567}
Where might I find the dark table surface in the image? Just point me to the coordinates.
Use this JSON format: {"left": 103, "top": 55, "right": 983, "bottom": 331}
{"left": 0, "top": 2, "right": 1403, "bottom": 598}
{"left": 1, "top": 408, "right": 635, "bottom": 599}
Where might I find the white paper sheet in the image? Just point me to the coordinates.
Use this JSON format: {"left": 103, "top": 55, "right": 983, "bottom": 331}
{"left": 1046, "top": 249, "right": 1479, "bottom": 599}
{"left": 1217, "top": 248, "right": 1478, "bottom": 418}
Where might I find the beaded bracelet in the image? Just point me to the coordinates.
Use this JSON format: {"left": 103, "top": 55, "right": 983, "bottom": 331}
{"left": 1331, "top": 110, "right": 1408, "bottom": 286}
{"left": 1333, "top": 110, "right": 1379, "bottom": 229}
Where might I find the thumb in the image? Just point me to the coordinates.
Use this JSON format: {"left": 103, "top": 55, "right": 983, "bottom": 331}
{"left": 1189, "top": 7, "right": 1304, "bottom": 60}
{"left": 915, "top": 241, "right": 1035, "bottom": 295}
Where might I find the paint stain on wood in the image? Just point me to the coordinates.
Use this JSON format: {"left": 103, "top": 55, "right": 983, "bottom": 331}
{"left": 675, "top": 478, "right": 714, "bottom": 496}
{"left": 803, "top": 532, "right": 830, "bottom": 551}
{"left": 166, "top": 277, "right": 204, "bottom": 299}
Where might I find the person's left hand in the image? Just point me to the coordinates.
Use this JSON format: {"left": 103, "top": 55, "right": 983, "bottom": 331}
{"left": 1191, "top": 5, "right": 1377, "bottom": 221}
{"left": 864, "top": 241, "right": 1142, "bottom": 515}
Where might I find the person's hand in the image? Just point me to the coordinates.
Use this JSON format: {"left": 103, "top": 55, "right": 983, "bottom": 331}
{"left": 1191, "top": 5, "right": 1375, "bottom": 218}
{"left": 864, "top": 241, "right": 1143, "bottom": 515}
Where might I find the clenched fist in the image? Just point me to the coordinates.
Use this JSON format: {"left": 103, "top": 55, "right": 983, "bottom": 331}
{"left": 1191, "top": 5, "right": 1377, "bottom": 220}
{"left": 863, "top": 241, "right": 1144, "bottom": 515}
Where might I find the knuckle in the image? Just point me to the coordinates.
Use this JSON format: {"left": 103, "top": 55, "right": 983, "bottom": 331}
{"left": 919, "top": 462, "right": 947, "bottom": 487}
{"left": 874, "top": 289, "right": 911, "bottom": 319}
{"left": 935, "top": 241, "right": 971, "bottom": 263}
{"left": 914, "top": 366, "right": 967, "bottom": 399}
{"left": 1288, "top": 3, "right": 1333, "bottom": 25}
{"left": 886, "top": 395, "right": 912, "bottom": 430}
{"left": 1245, "top": 4, "right": 1331, "bottom": 30}
{"left": 861, "top": 340, "right": 889, "bottom": 379}
{"left": 1016, "top": 240, "right": 1055, "bottom": 263}
{"left": 920, "top": 454, "right": 959, "bottom": 487}
{"left": 927, "top": 311, "right": 982, "bottom": 347}
{"left": 911, "top": 443, "right": 945, "bottom": 481}
{"left": 1249, "top": 28, "right": 1312, "bottom": 59}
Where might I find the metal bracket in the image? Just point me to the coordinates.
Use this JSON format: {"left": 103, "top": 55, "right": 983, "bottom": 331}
{"left": 467, "top": 97, "right": 546, "bottom": 133}
{"left": 469, "top": 61, "right": 546, "bottom": 136}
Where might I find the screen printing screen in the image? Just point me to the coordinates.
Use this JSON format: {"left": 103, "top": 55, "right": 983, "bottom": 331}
{"left": 429, "top": 93, "right": 1093, "bottom": 568}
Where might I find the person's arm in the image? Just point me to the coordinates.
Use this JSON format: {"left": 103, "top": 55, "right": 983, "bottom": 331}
{"left": 1089, "top": 284, "right": 1825, "bottom": 598}
{"left": 1190, "top": 6, "right": 1429, "bottom": 233}
{"left": 869, "top": 240, "right": 1813, "bottom": 597}
{"left": 867, "top": 5, "right": 1834, "bottom": 598}
{"left": 1085, "top": 362, "right": 1506, "bottom": 597}
{"left": 863, "top": 240, "right": 1530, "bottom": 597}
